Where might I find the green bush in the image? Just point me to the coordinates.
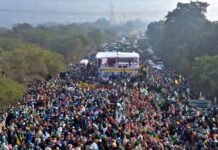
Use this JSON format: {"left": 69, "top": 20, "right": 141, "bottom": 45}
{"left": 0, "top": 39, "right": 65, "bottom": 83}
{"left": 0, "top": 77, "right": 24, "bottom": 107}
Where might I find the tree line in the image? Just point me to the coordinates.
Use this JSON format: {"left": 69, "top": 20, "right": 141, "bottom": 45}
{"left": 0, "top": 18, "right": 147, "bottom": 106}
{"left": 146, "top": 1, "right": 218, "bottom": 99}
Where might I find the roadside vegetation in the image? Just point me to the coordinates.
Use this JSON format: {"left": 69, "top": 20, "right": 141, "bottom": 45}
{"left": 146, "top": 1, "right": 218, "bottom": 99}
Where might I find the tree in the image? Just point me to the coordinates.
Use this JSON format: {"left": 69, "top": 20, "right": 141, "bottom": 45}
{"left": 0, "top": 77, "right": 24, "bottom": 107}
{"left": 48, "top": 33, "right": 92, "bottom": 63}
{"left": 190, "top": 55, "right": 218, "bottom": 99}
{"left": 88, "top": 28, "right": 104, "bottom": 50}
{"left": 0, "top": 38, "right": 65, "bottom": 83}
{"left": 146, "top": 21, "right": 165, "bottom": 52}
{"left": 13, "top": 23, "right": 33, "bottom": 33}
{"left": 146, "top": 1, "right": 212, "bottom": 75}
{"left": 95, "top": 18, "right": 110, "bottom": 29}
{"left": 165, "top": 2, "right": 209, "bottom": 24}
{"left": 161, "top": 1, "right": 209, "bottom": 61}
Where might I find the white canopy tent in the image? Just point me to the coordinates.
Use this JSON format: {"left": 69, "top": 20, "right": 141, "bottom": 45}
{"left": 96, "top": 51, "right": 139, "bottom": 59}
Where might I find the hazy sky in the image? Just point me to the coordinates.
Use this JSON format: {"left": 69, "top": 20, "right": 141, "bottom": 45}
{"left": 0, "top": 0, "right": 217, "bottom": 27}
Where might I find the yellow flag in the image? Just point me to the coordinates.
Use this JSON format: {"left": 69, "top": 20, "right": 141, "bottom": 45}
{"left": 16, "top": 137, "right": 20, "bottom": 145}
{"left": 175, "top": 79, "right": 179, "bottom": 85}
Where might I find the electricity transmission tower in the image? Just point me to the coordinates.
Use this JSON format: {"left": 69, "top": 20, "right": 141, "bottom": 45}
{"left": 109, "top": 0, "right": 116, "bottom": 24}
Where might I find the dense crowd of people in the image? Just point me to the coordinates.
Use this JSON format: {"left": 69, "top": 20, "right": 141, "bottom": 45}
{"left": 0, "top": 57, "right": 218, "bottom": 149}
